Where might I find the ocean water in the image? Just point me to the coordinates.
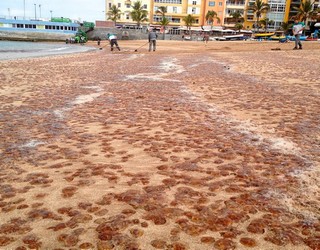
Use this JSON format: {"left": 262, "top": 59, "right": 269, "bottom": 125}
{"left": 0, "top": 41, "right": 95, "bottom": 60}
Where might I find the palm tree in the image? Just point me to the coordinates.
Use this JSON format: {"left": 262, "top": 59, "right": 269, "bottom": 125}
{"left": 182, "top": 14, "right": 196, "bottom": 39}
{"left": 205, "top": 10, "right": 220, "bottom": 30}
{"left": 158, "top": 17, "right": 170, "bottom": 40}
{"left": 235, "top": 22, "right": 244, "bottom": 32}
{"left": 156, "top": 6, "right": 169, "bottom": 40}
{"left": 231, "top": 10, "right": 242, "bottom": 24}
{"left": 259, "top": 17, "right": 274, "bottom": 31}
{"left": 280, "top": 22, "right": 292, "bottom": 35}
{"left": 293, "top": 0, "right": 317, "bottom": 34}
{"left": 247, "top": 0, "right": 270, "bottom": 32}
{"left": 107, "top": 5, "right": 122, "bottom": 26}
{"left": 156, "top": 6, "right": 167, "bottom": 18}
{"left": 130, "top": 1, "right": 148, "bottom": 28}
{"left": 311, "top": 8, "right": 320, "bottom": 21}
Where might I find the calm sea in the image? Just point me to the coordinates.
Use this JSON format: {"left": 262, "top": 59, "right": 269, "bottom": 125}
{"left": 0, "top": 41, "right": 95, "bottom": 60}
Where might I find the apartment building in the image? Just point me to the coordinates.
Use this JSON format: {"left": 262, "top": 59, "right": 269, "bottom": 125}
{"left": 150, "top": 0, "right": 204, "bottom": 27}
{"left": 201, "top": 0, "right": 226, "bottom": 26}
{"left": 105, "top": 0, "right": 150, "bottom": 25}
{"left": 224, "top": 0, "right": 245, "bottom": 27}
{"left": 105, "top": 0, "right": 318, "bottom": 30}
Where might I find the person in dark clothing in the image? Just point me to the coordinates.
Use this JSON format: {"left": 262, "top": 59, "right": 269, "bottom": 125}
{"left": 107, "top": 33, "right": 121, "bottom": 51}
{"left": 148, "top": 29, "right": 158, "bottom": 52}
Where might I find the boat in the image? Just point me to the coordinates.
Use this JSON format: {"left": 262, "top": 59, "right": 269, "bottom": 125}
{"left": 270, "top": 31, "right": 286, "bottom": 40}
{"left": 0, "top": 17, "right": 82, "bottom": 41}
{"left": 223, "top": 34, "right": 245, "bottom": 40}
{"left": 253, "top": 32, "right": 275, "bottom": 39}
{"left": 286, "top": 35, "right": 308, "bottom": 41}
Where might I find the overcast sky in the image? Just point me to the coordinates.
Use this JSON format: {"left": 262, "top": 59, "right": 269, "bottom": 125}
{"left": 0, "top": 0, "right": 105, "bottom": 22}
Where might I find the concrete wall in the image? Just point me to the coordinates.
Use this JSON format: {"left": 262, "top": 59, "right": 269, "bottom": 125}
{"left": 0, "top": 30, "right": 73, "bottom": 41}
{"left": 87, "top": 27, "right": 185, "bottom": 41}
{"left": 87, "top": 27, "right": 150, "bottom": 40}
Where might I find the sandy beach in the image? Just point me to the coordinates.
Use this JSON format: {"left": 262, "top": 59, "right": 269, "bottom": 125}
{"left": 0, "top": 40, "right": 319, "bottom": 250}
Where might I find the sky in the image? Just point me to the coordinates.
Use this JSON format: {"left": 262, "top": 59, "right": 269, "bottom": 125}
{"left": 0, "top": 0, "right": 106, "bottom": 22}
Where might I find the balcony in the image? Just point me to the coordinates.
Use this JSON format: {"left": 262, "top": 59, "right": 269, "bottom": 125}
{"left": 226, "top": 1, "right": 245, "bottom": 6}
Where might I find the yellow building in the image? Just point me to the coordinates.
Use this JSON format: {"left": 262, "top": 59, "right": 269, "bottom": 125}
{"left": 202, "top": 0, "right": 226, "bottom": 26}
{"left": 105, "top": 0, "right": 151, "bottom": 26}
{"left": 150, "top": 0, "right": 205, "bottom": 27}
{"left": 105, "top": 0, "right": 319, "bottom": 30}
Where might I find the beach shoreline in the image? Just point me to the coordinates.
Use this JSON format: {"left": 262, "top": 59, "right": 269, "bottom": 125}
{"left": 0, "top": 40, "right": 319, "bottom": 249}
{"left": 0, "top": 40, "right": 97, "bottom": 61}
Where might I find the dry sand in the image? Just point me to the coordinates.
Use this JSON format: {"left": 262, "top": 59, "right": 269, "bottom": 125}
{"left": 0, "top": 40, "right": 319, "bottom": 250}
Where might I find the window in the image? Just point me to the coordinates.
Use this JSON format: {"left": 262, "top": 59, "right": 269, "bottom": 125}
{"left": 126, "top": 4, "right": 130, "bottom": 8}
{"left": 109, "top": 3, "right": 112, "bottom": 8}
{"left": 192, "top": 7, "right": 196, "bottom": 14}
{"left": 17, "top": 24, "right": 24, "bottom": 28}
{"left": 219, "top": 2, "right": 222, "bottom": 6}
{"left": 118, "top": 3, "right": 121, "bottom": 7}
{"left": 278, "top": 5, "right": 285, "bottom": 12}
{"left": 126, "top": 14, "right": 130, "bottom": 20}
{"left": 154, "top": 0, "right": 182, "bottom": 4}
{"left": 173, "top": 6, "right": 177, "bottom": 13}
{"left": 143, "top": 4, "right": 147, "bottom": 8}
{"left": 25, "top": 24, "right": 36, "bottom": 28}
{"left": 192, "top": 1, "right": 197, "bottom": 5}
{"left": 172, "top": 18, "right": 180, "bottom": 23}
{"left": 209, "top": 1, "right": 215, "bottom": 6}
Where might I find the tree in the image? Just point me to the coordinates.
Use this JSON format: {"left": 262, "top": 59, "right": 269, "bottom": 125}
{"left": 280, "top": 22, "right": 292, "bottom": 35}
{"left": 183, "top": 14, "right": 196, "bottom": 32}
{"left": 156, "top": 6, "right": 169, "bottom": 40}
{"left": 158, "top": 17, "right": 170, "bottom": 40}
{"left": 156, "top": 6, "right": 167, "bottom": 18}
{"left": 107, "top": 5, "right": 122, "bottom": 26}
{"left": 130, "top": 1, "right": 148, "bottom": 28}
{"left": 231, "top": 10, "right": 242, "bottom": 24}
{"left": 205, "top": 10, "right": 220, "bottom": 30}
{"left": 293, "top": 0, "right": 317, "bottom": 32}
{"left": 311, "top": 7, "right": 320, "bottom": 21}
{"left": 235, "top": 22, "right": 244, "bottom": 32}
{"left": 259, "top": 17, "right": 274, "bottom": 31}
{"left": 247, "top": 0, "right": 270, "bottom": 32}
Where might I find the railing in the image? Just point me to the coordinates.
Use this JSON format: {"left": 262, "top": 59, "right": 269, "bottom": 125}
{"left": 226, "top": 2, "right": 245, "bottom": 5}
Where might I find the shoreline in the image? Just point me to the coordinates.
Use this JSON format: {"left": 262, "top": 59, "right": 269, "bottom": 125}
{"left": 0, "top": 40, "right": 97, "bottom": 61}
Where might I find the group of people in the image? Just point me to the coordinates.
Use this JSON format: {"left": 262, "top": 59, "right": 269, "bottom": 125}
{"left": 105, "top": 28, "right": 158, "bottom": 52}
{"left": 103, "top": 21, "right": 305, "bottom": 52}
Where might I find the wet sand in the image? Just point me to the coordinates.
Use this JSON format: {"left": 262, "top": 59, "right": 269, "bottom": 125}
{"left": 0, "top": 40, "right": 319, "bottom": 250}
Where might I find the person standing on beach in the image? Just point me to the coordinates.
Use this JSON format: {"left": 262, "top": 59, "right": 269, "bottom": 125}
{"left": 148, "top": 29, "right": 158, "bottom": 52}
{"left": 203, "top": 33, "right": 209, "bottom": 45}
{"left": 292, "top": 19, "right": 305, "bottom": 50}
{"left": 107, "top": 33, "right": 121, "bottom": 51}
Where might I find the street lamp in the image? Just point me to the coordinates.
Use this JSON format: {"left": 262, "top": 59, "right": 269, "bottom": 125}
{"left": 23, "top": 0, "right": 26, "bottom": 20}
{"left": 34, "top": 4, "right": 37, "bottom": 20}
{"left": 50, "top": 10, "right": 53, "bottom": 20}
{"left": 39, "top": 4, "right": 41, "bottom": 18}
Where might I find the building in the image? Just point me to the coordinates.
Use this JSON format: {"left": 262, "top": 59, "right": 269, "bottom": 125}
{"left": 201, "top": 0, "right": 225, "bottom": 26}
{"left": 224, "top": 0, "right": 245, "bottom": 28}
{"left": 105, "top": 0, "right": 150, "bottom": 26}
{"left": 105, "top": 0, "right": 319, "bottom": 31}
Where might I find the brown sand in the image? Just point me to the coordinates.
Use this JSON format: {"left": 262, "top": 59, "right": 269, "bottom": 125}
{"left": 0, "top": 40, "right": 319, "bottom": 250}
